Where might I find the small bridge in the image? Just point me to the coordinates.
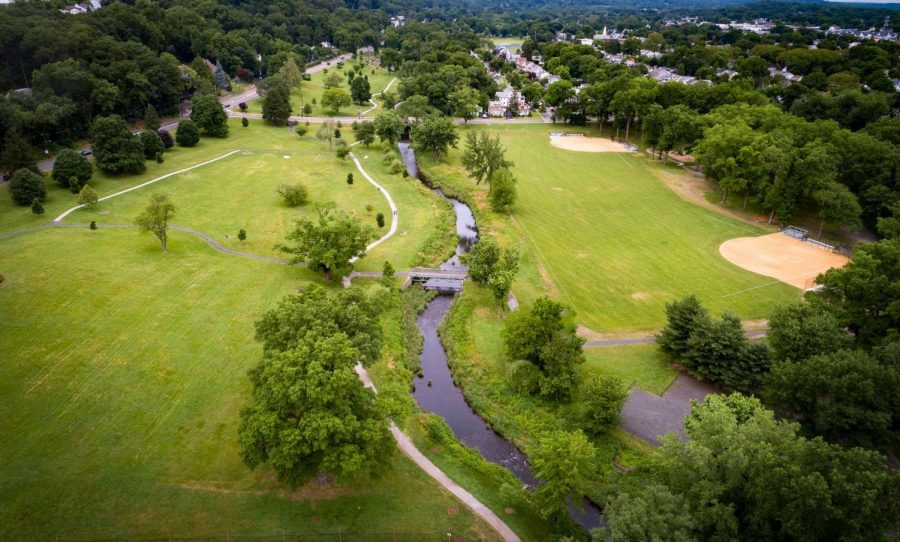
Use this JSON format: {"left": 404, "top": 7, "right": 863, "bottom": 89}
{"left": 404, "top": 267, "right": 467, "bottom": 290}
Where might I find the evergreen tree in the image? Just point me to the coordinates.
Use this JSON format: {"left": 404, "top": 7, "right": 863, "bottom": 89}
{"left": 31, "top": 197, "right": 44, "bottom": 215}
{"left": 656, "top": 295, "right": 710, "bottom": 357}
{"left": 144, "top": 104, "right": 160, "bottom": 131}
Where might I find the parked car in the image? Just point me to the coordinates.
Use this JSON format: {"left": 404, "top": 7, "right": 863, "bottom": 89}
{"left": 80, "top": 149, "right": 93, "bottom": 157}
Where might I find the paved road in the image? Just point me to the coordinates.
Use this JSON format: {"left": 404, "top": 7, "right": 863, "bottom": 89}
{"left": 619, "top": 374, "right": 722, "bottom": 445}
{"left": 33, "top": 53, "right": 356, "bottom": 174}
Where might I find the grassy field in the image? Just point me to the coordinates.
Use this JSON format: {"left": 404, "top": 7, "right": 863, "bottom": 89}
{"left": 420, "top": 124, "right": 801, "bottom": 332}
{"left": 1, "top": 119, "right": 455, "bottom": 273}
{"left": 0, "top": 228, "right": 498, "bottom": 541}
{"left": 247, "top": 58, "right": 395, "bottom": 118}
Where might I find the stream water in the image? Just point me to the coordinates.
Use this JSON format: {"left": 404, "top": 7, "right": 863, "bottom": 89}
{"left": 398, "top": 142, "right": 604, "bottom": 532}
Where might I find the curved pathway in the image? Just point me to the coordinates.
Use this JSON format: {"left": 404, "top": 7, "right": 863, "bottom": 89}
{"left": 355, "top": 364, "right": 520, "bottom": 542}
{"left": 361, "top": 77, "right": 398, "bottom": 116}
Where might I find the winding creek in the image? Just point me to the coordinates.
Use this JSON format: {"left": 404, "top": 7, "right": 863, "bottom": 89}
{"left": 398, "top": 142, "right": 604, "bottom": 532}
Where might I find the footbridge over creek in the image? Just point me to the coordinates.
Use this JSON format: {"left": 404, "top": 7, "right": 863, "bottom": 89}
{"left": 403, "top": 267, "right": 468, "bottom": 291}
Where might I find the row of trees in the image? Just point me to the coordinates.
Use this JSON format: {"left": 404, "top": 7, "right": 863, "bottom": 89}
{"left": 600, "top": 393, "right": 899, "bottom": 541}
{"left": 657, "top": 236, "right": 900, "bottom": 452}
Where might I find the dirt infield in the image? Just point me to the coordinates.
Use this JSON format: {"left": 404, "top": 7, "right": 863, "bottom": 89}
{"left": 549, "top": 135, "right": 626, "bottom": 153}
{"left": 719, "top": 233, "right": 849, "bottom": 289}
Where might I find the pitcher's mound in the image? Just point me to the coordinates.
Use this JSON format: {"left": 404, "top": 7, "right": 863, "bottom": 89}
{"left": 549, "top": 135, "right": 626, "bottom": 153}
{"left": 720, "top": 233, "right": 849, "bottom": 289}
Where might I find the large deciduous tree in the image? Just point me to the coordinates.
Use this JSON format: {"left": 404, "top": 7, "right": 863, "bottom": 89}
{"left": 51, "top": 149, "right": 92, "bottom": 190}
{"left": 411, "top": 115, "right": 457, "bottom": 161}
{"left": 279, "top": 203, "right": 373, "bottom": 281}
{"left": 238, "top": 318, "right": 391, "bottom": 487}
{"left": 91, "top": 115, "right": 145, "bottom": 174}
{"left": 190, "top": 94, "right": 229, "bottom": 137}
{"left": 765, "top": 349, "right": 900, "bottom": 449}
{"left": 350, "top": 76, "right": 371, "bottom": 106}
{"left": 530, "top": 430, "right": 597, "bottom": 527}
{"left": 239, "top": 286, "right": 388, "bottom": 487}
{"left": 767, "top": 302, "right": 850, "bottom": 363}
{"left": 374, "top": 111, "right": 403, "bottom": 145}
{"left": 321, "top": 88, "right": 351, "bottom": 116}
{"left": 460, "top": 131, "right": 513, "bottom": 193}
{"left": 134, "top": 192, "right": 175, "bottom": 252}
{"left": 8, "top": 169, "right": 46, "bottom": 205}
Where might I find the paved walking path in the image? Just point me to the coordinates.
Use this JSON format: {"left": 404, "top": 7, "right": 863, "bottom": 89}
{"left": 355, "top": 364, "right": 521, "bottom": 542}
{"left": 361, "top": 77, "right": 398, "bottom": 116}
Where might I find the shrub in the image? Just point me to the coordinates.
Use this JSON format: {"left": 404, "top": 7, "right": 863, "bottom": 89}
{"left": 295, "top": 124, "right": 309, "bottom": 137}
{"left": 157, "top": 129, "right": 174, "bottom": 149}
{"left": 376, "top": 212, "right": 385, "bottom": 228}
{"left": 176, "top": 120, "right": 200, "bottom": 147}
{"left": 276, "top": 183, "right": 309, "bottom": 206}
{"left": 506, "top": 360, "right": 542, "bottom": 395}
{"left": 389, "top": 158, "right": 405, "bottom": 174}
{"left": 31, "top": 198, "right": 44, "bottom": 215}
{"left": 241, "top": 117, "right": 249, "bottom": 127}
{"left": 335, "top": 142, "right": 350, "bottom": 159}
{"left": 303, "top": 103, "right": 312, "bottom": 115}
{"left": 89, "top": 221, "right": 97, "bottom": 230}
{"left": 77, "top": 184, "right": 99, "bottom": 208}
{"left": 238, "top": 228, "right": 247, "bottom": 241}
{"left": 347, "top": 173, "right": 354, "bottom": 185}
{"left": 140, "top": 130, "right": 165, "bottom": 160}
{"left": 8, "top": 169, "right": 46, "bottom": 205}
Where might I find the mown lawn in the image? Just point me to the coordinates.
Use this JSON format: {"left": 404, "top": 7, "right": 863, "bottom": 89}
{"left": 583, "top": 345, "right": 678, "bottom": 395}
{"left": 0, "top": 228, "right": 498, "bottom": 541}
{"left": 247, "top": 58, "right": 395, "bottom": 118}
{"left": 421, "top": 124, "right": 801, "bottom": 332}
{"left": 2, "top": 119, "right": 454, "bottom": 273}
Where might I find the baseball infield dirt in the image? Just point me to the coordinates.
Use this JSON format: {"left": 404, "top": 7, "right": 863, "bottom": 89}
{"left": 719, "top": 233, "right": 849, "bottom": 289}
{"left": 549, "top": 135, "right": 627, "bottom": 152}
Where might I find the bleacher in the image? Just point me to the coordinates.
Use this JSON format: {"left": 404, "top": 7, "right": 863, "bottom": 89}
{"left": 782, "top": 226, "right": 808, "bottom": 240}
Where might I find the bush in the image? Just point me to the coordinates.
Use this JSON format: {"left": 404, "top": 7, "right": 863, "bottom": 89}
{"left": 89, "top": 221, "right": 97, "bottom": 230}
{"left": 376, "top": 212, "right": 385, "bottom": 228}
{"left": 140, "top": 130, "right": 165, "bottom": 160}
{"left": 157, "top": 129, "right": 174, "bottom": 149}
{"left": 176, "top": 120, "right": 200, "bottom": 147}
{"left": 389, "top": 158, "right": 405, "bottom": 174}
{"left": 8, "top": 169, "right": 46, "bottom": 205}
{"left": 335, "top": 142, "right": 350, "bottom": 159}
{"left": 31, "top": 198, "right": 44, "bottom": 215}
{"left": 347, "top": 173, "right": 354, "bottom": 185}
{"left": 303, "top": 103, "right": 312, "bottom": 115}
{"left": 276, "top": 183, "right": 309, "bottom": 206}
{"left": 241, "top": 117, "right": 249, "bottom": 128}
{"left": 295, "top": 124, "right": 309, "bottom": 137}
{"left": 77, "top": 184, "right": 98, "bottom": 208}
{"left": 506, "top": 360, "right": 542, "bottom": 395}
{"left": 238, "top": 228, "right": 247, "bottom": 241}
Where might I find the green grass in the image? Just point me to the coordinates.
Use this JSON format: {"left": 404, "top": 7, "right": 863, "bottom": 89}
{"left": 0, "top": 228, "right": 499, "bottom": 541}
{"left": 247, "top": 58, "right": 395, "bottom": 118}
{"left": 584, "top": 345, "right": 678, "bottom": 395}
{"left": 421, "top": 124, "right": 801, "bottom": 332}
{"left": 2, "top": 119, "right": 455, "bottom": 273}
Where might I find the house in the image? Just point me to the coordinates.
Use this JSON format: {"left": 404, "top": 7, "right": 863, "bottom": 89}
{"left": 390, "top": 16, "right": 406, "bottom": 28}
{"left": 768, "top": 66, "right": 803, "bottom": 84}
{"left": 59, "top": 0, "right": 100, "bottom": 14}
{"left": 486, "top": 86, "right": 531, "bottom": 117}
